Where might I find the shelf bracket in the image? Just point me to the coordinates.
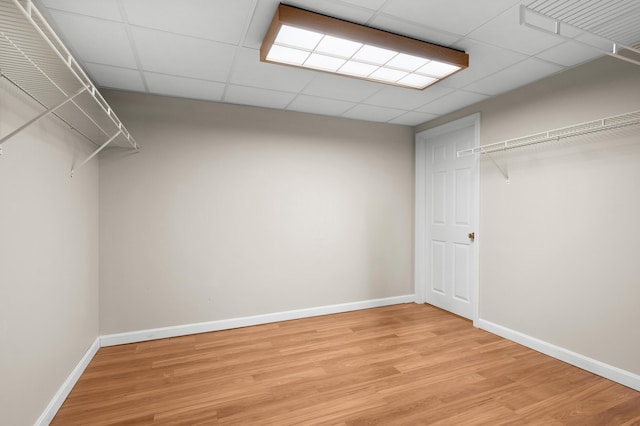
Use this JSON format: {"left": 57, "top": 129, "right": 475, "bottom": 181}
{"left": 482, "top": 147, "right": 510, "bottom": 184}
{"left": 70, "top": 130, "right": 123, "bottom": 178}
{"left": 0, "top": 86, "right": 87, "bottom": 155}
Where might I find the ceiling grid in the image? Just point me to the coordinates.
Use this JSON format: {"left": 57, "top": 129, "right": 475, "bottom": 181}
{"left": 26, "top": 0, "right": 639, "bottom": 126}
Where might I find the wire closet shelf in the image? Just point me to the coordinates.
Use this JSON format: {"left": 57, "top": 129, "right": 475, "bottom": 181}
{"left": 520, "top": 0, "right": 640, "bottom": 66}
{"left": 457, "top": 110, "right": 640, "bottom": 157}
{"left": 0, "top": 0, "right": 138, "bottom": 176}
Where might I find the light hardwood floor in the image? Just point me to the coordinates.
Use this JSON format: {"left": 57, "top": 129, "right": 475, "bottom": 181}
{"left": 52, "top": 304, "right": 640, "bottom": 425}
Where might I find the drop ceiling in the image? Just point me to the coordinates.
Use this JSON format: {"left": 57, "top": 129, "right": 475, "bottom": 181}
{"left": 31, "top": 0, "right": 634, "bottom": 126}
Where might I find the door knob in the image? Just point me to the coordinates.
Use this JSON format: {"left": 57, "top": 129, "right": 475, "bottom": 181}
{"left": 468, "top": 232, "right": 475, "bottom": 241}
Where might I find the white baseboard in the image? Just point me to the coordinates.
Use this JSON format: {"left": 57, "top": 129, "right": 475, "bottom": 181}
{"left": 477, "top": 318, "right": 640, "bottom": 392}
{"left": 34, "top": 337, "right": 100, "bottom": 426}
{"left": 100, "top": 295, "right": 414, "bottom": 347}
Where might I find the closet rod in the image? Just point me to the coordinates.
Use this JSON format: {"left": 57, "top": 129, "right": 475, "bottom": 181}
{"left": 0, "top": 85, "right": 86, "bottom": 154}
{"left": 71, "top": 130, "right": 122, "bottom": 178}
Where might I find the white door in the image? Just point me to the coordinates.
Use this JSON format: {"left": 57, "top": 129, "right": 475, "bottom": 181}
{"left": 415, "top": 114, "right": 479, "bottom": 321}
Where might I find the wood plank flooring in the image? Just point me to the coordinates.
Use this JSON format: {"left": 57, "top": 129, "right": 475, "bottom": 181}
{"left": 52, "top": 304, "right": 640, "bottom": 425}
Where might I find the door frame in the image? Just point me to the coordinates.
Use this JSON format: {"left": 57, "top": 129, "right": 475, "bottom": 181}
{"left": 414, "top": 113, "right": 480, "bottom": 325}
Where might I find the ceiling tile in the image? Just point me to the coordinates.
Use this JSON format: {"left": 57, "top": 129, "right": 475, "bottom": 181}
{"left": 34, "top": 0, "right": 616, "bottom": 124}
{"left": 464, "top": 58, "right": 565, "bottom": 96}
{"left": 468, "top": 5, "right": 565, "bottom": 56}
{"left": 131, "top": 27, "right": 236, "bottom": 81}
{"left": 286, "top": 95, "right": 356, "bottom": 116}
{"left": 302, "top": 74, "right": 383, "bottom": 102}
{"left": 144, "top": 73, "right": 226, "bottom": 102}
{"left": 47, "top": 10, "right": 136, "bottom": 68}
{"left": 341, "top": 104, "right": 406, "bottom": 122}
{"left": 363, "top": 86, "right": 446, "bottom": 110}
{"left": 389, "top": 111, "right": 438, "bottom": 126}
{"left": 369, "top": 14, "right": 462, "bottom": 47}
{"left": 243, "top": 0, "right": 281, "bottom": 48}
{"left": 536, "top": 41, "right": 604, "bottom": 67}
{"left": 122, "top": 0, "right": 254, "bottom": 45}
{"left": 230, "top": 48, "right": 317, "bottom": 92}
{"left": 438, "top": 40, "right": 526, "bottom": 89}
{"left": 224, "top": 85, "right": 297, "bottom": 110}
{"left": 388, "top": 83, "right": 454, "bottom": 105}
{"left": 85, "top": 63, "right": 145, "bottom": 91}
{"left": 38, "top": 0, "right": 122, "bottom": 21}
{"left": 381, "top": 0, "right": 520, "bottom": 35}
{"left": 338, "top": 0, "right": 387, "bottom": 9}
{"left": 418, "top": 90, "right": 490, "bottom": 115}
{"left": 286, "top": 0, "right": 376, "bottom": 25}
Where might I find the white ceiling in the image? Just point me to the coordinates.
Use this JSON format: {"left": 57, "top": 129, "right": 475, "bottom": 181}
{"left": 34, "top": 0, "right": 612, "bottom": 126}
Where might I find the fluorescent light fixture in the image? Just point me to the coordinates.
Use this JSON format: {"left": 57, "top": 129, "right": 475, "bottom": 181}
{"left": 261, "top": 4, "right": 469, "bottom": 90}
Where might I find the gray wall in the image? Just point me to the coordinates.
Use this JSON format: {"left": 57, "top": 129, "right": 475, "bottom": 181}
{"left": 99, "top": 91, "right": 415, "bottom": 334}
{"left": 417, "top": 56, "right": 640, "bottom": 375}
{"left": 0, "top": 82, "right": 99, "bottom": 425}
{"left": 8, "top": 52, "right": 638, "bottom": 425}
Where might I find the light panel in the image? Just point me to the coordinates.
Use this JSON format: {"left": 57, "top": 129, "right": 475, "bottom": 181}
{"left": 370, "top": 67, "right": 408, "bottom": 83}
{"left": 316, "top": 35, "right": 362, "bottom": 57}
{"left": 387, "top": 53, "right": 430, "bottom": 71}
{"left": 340, "top": 60, "right": 378, "bottom": 77}
{"left": 275, "top": 25, "right": 323, "bottom": 49}
{"left": 266, "top": 45, "right": 310, "bottom": 65}
{"left": 418, "top": 61, "right": 462, "bottom": 78}
{"left": 261, "top": 5, "right": 469, "bottom": 90}
{"left": 352, "top": 45, "right": 398, "bottom": 65}
{"left": 305, "top": 53, "right": 346, "bottom": 71}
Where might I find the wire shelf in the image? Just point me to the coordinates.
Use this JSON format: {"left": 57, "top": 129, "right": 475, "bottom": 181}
{"left": 520, "top": 2, "right": 640, "bottom": 67}
{"left": 458, "top": 110, "right": 640, "bottom": 157}
{"left": 0, "top": 0, "right": 137, "bottom": 174}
